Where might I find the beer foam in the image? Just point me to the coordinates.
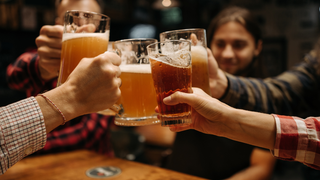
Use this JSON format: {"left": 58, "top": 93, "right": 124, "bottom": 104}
{"left": 191, "top": 45, "right": 207, "bottom": 60}
{"left": 120, "top": 64, "right": 151, "bottom": 74}
{"left": 151, "top": 56, "right": 191, "bottom": 69}
{"left": 62, "top": 31, "right": 110, "bottom": 42}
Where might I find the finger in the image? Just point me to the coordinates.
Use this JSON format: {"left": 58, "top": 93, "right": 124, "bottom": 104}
{"left": 163, "top": 91, "right": 194, "bottom": 106}
{"left": 36, "top": 36, "right": 62, "bottom": 49}
{"left": 117, "top": 77, "right": 122, "bottom": 87}
{"left": 39, "top": 58, "right": 61, "bottom": 68}
{"left": 114, "top": 66, "right": 121, "bottom": 77}
{"left": 169, "top": 124, "right": 192, "bottom": 132}
{"left": 190, "top": 33, "right": 198, "bottom": 46}
{"left": 155, "top": 106, "right": 159, "bottom": 113}
{"left": 207, "top": 48, "right": 214, "bottom": 59}
{"left": 75, "top": 24, "right": 96, "bottom": 33}
{"left": 103, "top": 51, "right": 121, "bottom": 66}
{"left": 37, "top": 46, "right": 61, "bottom": 58}
{"left": 40, "top": 25, "right": 63, "bottom": 38}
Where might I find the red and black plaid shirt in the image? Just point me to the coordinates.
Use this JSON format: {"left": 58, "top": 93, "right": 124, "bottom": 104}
{"left": 6, "top": 52, "right": 114, "bottom": 157}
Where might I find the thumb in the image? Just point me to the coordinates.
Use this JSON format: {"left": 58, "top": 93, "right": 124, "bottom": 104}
{"left": 163, "top": 91, "right": 197, "bottom": 107}
{"left": 190, "top": 33, "right": 198, "bottom": 46}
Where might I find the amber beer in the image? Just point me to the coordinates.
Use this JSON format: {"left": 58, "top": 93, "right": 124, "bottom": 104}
{"left": 119, "top": 64, "right": 158, "bottom": 120}
{"left": 160, "top": 29, "right": 211, "bottom": 95}
{"left": 57, "top": 33, "right": 109, "bottom": 86}
{"left": 149, "top": 55, "right": 192, "bottom": 127}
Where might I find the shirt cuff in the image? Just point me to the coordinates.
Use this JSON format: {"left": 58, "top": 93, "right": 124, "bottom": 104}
{"left": 270, "top": 114, "right": 312, "bottom": 164}
{"left": 0, "top": 97, "right": 47, "bottom": 172}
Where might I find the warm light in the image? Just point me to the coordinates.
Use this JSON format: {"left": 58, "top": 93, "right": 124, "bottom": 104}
{"left": 162, "top": 0, "right": 172, "bottom": 7}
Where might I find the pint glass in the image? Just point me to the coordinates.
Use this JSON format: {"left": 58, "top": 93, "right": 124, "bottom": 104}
{"left": 147, "top": 40, "right": 192, "bottom": 127}
{"left": 57, "top": 10, "right": 110, "bottom": 86}
{"left": 160, "top": 29, "right": 211, "bottom": 95}
{"left": 113, "top": 39, "right": 160, "bottom": 126}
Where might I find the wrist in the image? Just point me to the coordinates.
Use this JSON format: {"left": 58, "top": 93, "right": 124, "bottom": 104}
{"left": 210, "top": 69, "right": 228, "bottom": 99}
{"left": 43, "top": 85, "right": 82, "bottom": 121}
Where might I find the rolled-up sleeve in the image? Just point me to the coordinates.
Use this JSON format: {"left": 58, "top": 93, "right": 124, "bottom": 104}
{"left": 271, "top": 114, "right": 320, "bottom": 170}
{"left": 0, "top": 97, "right": 47, "bottom": 175}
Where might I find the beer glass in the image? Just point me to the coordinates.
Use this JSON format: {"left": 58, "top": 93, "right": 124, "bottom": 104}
{"left": 57, "top": 10, "right": 120, "bottom": 113}
{"left": 58, "top": 10, "right": 111, "bottom": 85}
{"left": 160, "top": 28, "right": 211, "bottom": 95}
{"left": 112, "top": 38, "right": 160, "bottom": 126}
{"left": 147, "top": 40, "right": 192, "bottom": 127}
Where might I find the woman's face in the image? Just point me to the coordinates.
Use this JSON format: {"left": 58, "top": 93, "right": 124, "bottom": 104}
{"left": 210, "top": 21, "right": 262, "bottom": 75}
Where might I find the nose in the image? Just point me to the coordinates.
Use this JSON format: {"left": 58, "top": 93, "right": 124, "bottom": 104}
{"left": 221, "top": 45, "right": 234, "bottom": 59}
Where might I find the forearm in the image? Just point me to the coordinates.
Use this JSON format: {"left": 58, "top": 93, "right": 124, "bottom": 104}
{"left": 220, "top": 58, "right": 320, "bottom": 116}
{"left": 222, "top": 109, "right": 276, "bottom": 150}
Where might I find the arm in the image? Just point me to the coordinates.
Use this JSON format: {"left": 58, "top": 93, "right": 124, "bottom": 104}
{"left": 0, "top": 52, "right": 121, "bottom": 175}
{"left": 6, "top": 25, "right": 63, "bottom": 96}
{"left": 165, "top": 88, "right": 320, "bottom": 170}
{"left": 227, "top": 148, "right": 276, "bottom": 180}
{"left": 6, "top": 53, "right": 54, "bottom": 96}
{"left": 208, "top": 50, "right": 320, "bottom": 116}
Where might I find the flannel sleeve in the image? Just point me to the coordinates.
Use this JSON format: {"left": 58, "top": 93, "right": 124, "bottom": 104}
{"left": 271, "top": 114, "right": 320, "bottom": 170}
{"left": 0, "top": 97, "right": 47, "bottom": 175}
{"left": 220, "top": 54, "right": 320, "bottom": 117}
{"left": 6, "top": 52, "right": 56, "bottom": 97}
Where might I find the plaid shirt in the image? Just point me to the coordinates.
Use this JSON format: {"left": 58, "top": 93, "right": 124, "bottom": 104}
{"left": 220, "top": 52, "right": 320, "bottom": 168}
{"left": 0, "top": 97, "right": 46, "bottom": 175}
{"left": 272, "top": 114, "right": 320, "bottom": 170}
{"left": 221, "top": 52, "right": 320, "bottom": 117}
{"left": 6, "top": 52, "right": 114, "bottom": 157}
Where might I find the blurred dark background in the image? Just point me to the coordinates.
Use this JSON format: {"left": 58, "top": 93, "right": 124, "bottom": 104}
{"left": 1, "top": 0, "right": 320, "bottom": 179}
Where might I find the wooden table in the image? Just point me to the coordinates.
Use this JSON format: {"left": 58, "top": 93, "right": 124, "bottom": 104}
{"left": 2, "top": 150, "right": 207, "bottom": 180}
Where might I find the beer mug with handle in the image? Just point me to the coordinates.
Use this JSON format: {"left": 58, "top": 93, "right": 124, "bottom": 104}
{"left": 109, "top": 38, "right": 160, "bottom": 126}
{"left": 57, "top": 10, "right": 120, "bottom": 113}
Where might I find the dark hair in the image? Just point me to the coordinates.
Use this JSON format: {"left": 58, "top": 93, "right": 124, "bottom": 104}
{"left": 207, "top": 6, "right": 261, "bottom": 47}
{"left": 55, "top": 0, "right": 104, "bottom": 13}
{"left": 207, "top": 6, "right": 268, "bottom": 78}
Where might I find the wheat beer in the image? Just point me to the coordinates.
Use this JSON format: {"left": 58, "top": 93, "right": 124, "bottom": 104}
{"left": 119, "top": 64, "right": 158, "bottom": 118}
{"left": 112, "top": 38, "right": 160, "bottom": 126}
{"left": 57, "top": 33, "right": 109, "bottom": 85}
{"left": 149, "top": 54, "right": 192, "bottom": 127}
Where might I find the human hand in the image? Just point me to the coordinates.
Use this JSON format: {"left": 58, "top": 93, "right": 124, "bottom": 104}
{"left": 207, "top": 48, "right": 228, "bottom": 98}
{"left": 160, "top": 87, "right": 277, "bottom": 150}
{"left": 55, "top": 52, "right": 121, "bottom": 119}
{"left": 36, "top": 25, "right": 63, "bottom": 80}
{"left": 158, "top": 87, "right": 233, "bottom": 136}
